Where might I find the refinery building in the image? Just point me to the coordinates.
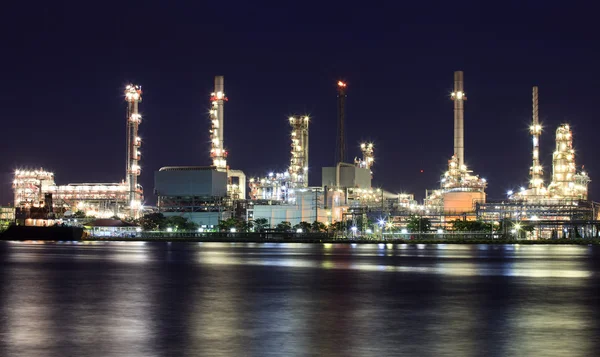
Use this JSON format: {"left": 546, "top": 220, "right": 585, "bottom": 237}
{"left": 13, "top": 85, "right": 145, "bottom": 223}
{"left": 10, "top": 71, "right": 599, "bottom": 238}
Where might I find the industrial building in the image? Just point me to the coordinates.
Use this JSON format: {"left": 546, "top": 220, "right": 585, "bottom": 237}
{"left": 152, "top": 76, "right": 246, "bottom": 227}
{"left": 248, "top": 80, "right": 388, "bottom": 228}
{"left": 248, "top": 188, "right": 345, "bottom": 227}
{"left": 380, "top": 78, "right": 597, "bottom": 238}
{"left": 475, "top": 86, "right": 595, "bottom": 238}
{"left": 154, "top": 166, "right": 228, "bottom": 227}
{"left": 423, "top": 71, "right": 487, "bottom": 215}
{"left": 12, "top": 84, "right": 144, "bottom": 220}
{"left": 0, "top": 206, "right": 15, "bottom": 230}
{"left": 9, "top": 71, "right": 598, "bottom": 236}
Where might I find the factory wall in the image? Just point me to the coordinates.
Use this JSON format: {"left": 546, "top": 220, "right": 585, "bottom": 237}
{"left": 443, "top": 191, "right": 486, "bottom": 214}
{"left": 162, "top": 212, "right": 222, "bottom": 228}
{"left": 252, "top": 189, "right": 344, "bottom": 227}
{"left": 321, "top": 166, "right": 372, "bottom": 189}
{"left": 154, "top": 167, "right": 227, "bottom": 197}
{"left": 252, "top": 205, "right": 330, "bottom": 227}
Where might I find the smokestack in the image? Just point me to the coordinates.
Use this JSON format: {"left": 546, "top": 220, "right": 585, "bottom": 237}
{"left": 215, "top": 76, "right": 225, "bottom": 153}
{"left": 125, "top": 84, "right": 143, "bottom": 218}
{"left": 210, "top": 76, "right": 228, "bottom": 171}
{"left": 337, "top": 81, "right": 347, "bottom": 165}
{"left": 451, "top": 71, "right": 466, "bottom": 167}
{"left": 530, "top": 86, "right": 543, "bottom": 192}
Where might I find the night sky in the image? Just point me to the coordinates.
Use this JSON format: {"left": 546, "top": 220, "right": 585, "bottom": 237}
{"left": 1, "top": 2, "right": 598, "bottom": 206}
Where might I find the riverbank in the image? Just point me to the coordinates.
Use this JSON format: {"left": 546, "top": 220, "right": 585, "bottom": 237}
{"left": 80, "top": 237, "right": 600, "bottom": 245}
{"left": 2, "top": 226, "right": 599, "bottom": 245}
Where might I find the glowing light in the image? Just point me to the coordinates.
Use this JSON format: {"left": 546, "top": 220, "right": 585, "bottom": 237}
{"left": 514, "top": 223, "right": 522, "bottom": 230}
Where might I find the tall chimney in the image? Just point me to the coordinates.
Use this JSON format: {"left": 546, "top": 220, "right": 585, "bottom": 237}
{"left": 451, "top": 71, "right": 466, "bottom": 167}
{"left": 336, "top": 81, "right": 347, "bottom": 165}
{"left": 529, "top": 86, "right": 543, "bottom": 192}
{"left": 209, "top": 76, "right": 228, "bottom": 171}
{"left": 215, "top": 76, "right": 225, "bottom": 154}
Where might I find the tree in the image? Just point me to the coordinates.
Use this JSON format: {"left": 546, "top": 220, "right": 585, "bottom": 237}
{"left": 72, "top": 210, "right": 86, "bottom": 219}
{"left": 138, "top": 213, "right": 168, "bottom": 231}
{"left": 218, "top": 217, "right": 238, "bottom": 231}
{"left": 166, "top": 216, "right": 198, "bottom": 231}
{"left": 253, "top": 218, "right": 269, "bottom": 231}
{"left": 293, "top": 221, "right": 312, "bottom": 232}
{"left": 312, "top": 221, "right": 327, "bottom": 232}
{"left": 450, "top": 219, "right": 491, "bottom": 232}
{"left": 276, "top": 221, "right": 292, "bottom": 232}
{"left": 236, "top": 219, "right": 253, "bottom": 232}
{"left": 331, "top": 221, "right": 345, "bottom": 232}
{"left": 407, "top": 216, "right": 431, "bottom": 232}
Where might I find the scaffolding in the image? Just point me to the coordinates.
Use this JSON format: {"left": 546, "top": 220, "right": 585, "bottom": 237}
{"left": 288, "top": 116, "right": 309, "bottom": 188}
{"left": 13, "top": 169, "right": 55, "bottom": 208}
{"left": 209, "top": 76, "right": 228, "bottom": 171}
{"left": 355, "top": 142, "right": 374, "bottom": 173}
{"left": 476, "top": 199, "right": 600, "bottom": 238}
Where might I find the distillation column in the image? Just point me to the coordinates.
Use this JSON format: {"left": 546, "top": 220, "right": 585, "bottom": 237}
{"left": 549, "top": 124, "right": 576, "bottom": 197}
{"left": 210, "top": 76, "right": 228, "bottom": 171}
{"left": 451, "top": 71, "right": 466, "bottom": 168}
{"left": 125, "top": 84, "right": 143, "bottom": 218}
{"left": 289, "top": 116, "right": 309, "bottom": 188}
{"left": 358, "top": 143, "right": 374, "bottom": 171}
{"left": 529, "top": 86, "right": 544, "bottom": 193}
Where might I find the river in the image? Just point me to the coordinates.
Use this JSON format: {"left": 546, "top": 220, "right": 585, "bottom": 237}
{"left": 1, "top": 241, "right": 599, "bottom": 356}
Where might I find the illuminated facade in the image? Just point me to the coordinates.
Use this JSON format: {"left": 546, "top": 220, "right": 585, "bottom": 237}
{"left": 288, "top": 115, "right": 309, "bottom": 188}
{"left": 424, "top": 71, "right": 487, "bottom": 214}
{"left": 13, "top": 84, "right": 145, "bottom": 219}
{"left": 125, "top": 84, "right": 144, "bottom": 218}
{"left": 210, "top": 76, "right": 228, "bottom": 171}
{"left": 355, "top": 143, "right": 374, "bottom": 174}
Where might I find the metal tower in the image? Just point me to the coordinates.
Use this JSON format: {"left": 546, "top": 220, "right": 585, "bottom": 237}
{"left": 288, "top": 116, "right": 309, "bottom": 188}
{"left": 451, "top": 71, "right": 466, "bottom": 168}
{"left": 210, "top": 76, "right": 228, "bottom": 171}
{"left": 529, "top": 86, "right": 544, "bottom": 193}
{"left": 125, "top": 84, "right": 143, "bottom": 218}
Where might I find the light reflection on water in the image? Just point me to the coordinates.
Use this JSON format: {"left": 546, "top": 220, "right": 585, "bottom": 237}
{"left": 1, "top": 241, "right": 600, "bottom": 357}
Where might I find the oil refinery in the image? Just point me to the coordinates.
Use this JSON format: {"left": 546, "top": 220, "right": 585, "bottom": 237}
{"left": 8, "top": 71, "right": 600, "bottom": 239}
{"left": 12, "top": 84, "right": 144, "bottom": 223}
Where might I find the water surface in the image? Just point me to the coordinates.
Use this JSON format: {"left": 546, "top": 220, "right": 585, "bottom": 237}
{"left": 1, "top": 242, "right": 599, "bottom": 356}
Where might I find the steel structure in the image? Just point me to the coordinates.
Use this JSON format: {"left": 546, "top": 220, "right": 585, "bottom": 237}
{"left": 424, "top": 71, "right": 486, "bottom": 212}
{"left": 529, "top": 86, "right": 544, "bottom": 193}
{"left": 476, "top": 199, "right": 600, "bottom": 238}
{"left": 125, "top": 84, "right": 143, "bottom": 218}
{"left": 547, "top": 124, "right": 590, "bottom": 199}
{"left": 13, "top": 169, "right": 129, "bottom": 218}
{"left": 288, "top": 115, "right": 309, "bottom": 188}
{"left": 336, "top": 81, "right": 347, "bottom": 165}
{"left": 248, "top": 172, "right": 291, "bottom": 202}
{"left": 13, "top": 169, "right": 55, "bottom": 208}
{"left": 511, "top": 88, "right": 590, "bottom": 202}
{"left": 46, "top": 183, "right": 128, "bottom": 217}
{"left": 355, "top": 143, "right": 374, "bottom": 172}
{"left": 209, "top": 76, "right": 228, "bottom": 171}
